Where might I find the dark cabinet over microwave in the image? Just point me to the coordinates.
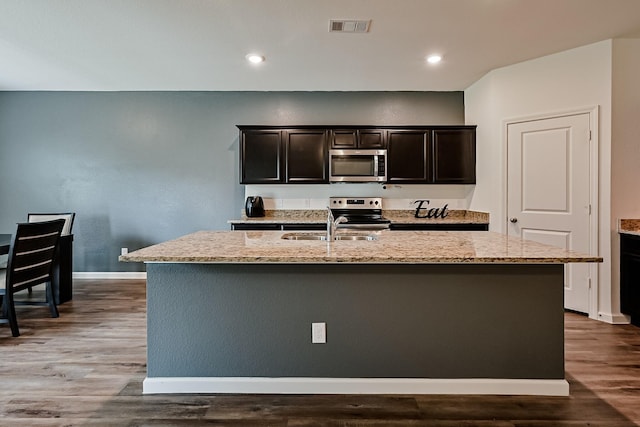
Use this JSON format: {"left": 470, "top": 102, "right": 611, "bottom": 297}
{"left": 331, "top": 128, "right": 385, "bottom": 149}
{"left": 238, "top": 125, "right": 476, "bottom": 185}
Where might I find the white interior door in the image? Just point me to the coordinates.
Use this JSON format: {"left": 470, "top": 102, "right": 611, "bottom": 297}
{"left": 507, "top": 113, "right": 592, "bottom": 313}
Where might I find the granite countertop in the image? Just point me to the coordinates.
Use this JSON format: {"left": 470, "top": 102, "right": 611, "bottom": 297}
{"left": 228, "top": 210, "right": 490, "bottom": 225}
{"left": 120, "top": 230, "right": 601, "bottom": 264}
{"left": 619, "top": 219, "right": 640, "bottom": 236}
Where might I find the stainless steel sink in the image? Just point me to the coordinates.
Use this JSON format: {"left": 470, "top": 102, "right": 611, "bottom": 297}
{"left": 281, "top": 233, "right": 378, "bottom": 241}
{"left": 281, "top": 233, "right": 327, "bottom": 241}
{"left": 335, "top": 234, "right": 378, "bottom": 241}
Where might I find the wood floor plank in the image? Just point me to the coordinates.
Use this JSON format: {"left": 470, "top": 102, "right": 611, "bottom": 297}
{"left": 1, "top": 279, "right": 639, "bottom": 426}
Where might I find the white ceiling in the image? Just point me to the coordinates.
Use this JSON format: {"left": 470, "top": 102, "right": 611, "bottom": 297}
{"left": 2, "top": 0, "right": 640, "bottom": 91}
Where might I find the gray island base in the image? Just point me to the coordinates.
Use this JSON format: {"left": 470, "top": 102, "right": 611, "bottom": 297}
{"left": 144, "top": 262, "right": 566, "bottom": 396}
{"left": 121, "top": 230, "right": 602, "bottom": 396}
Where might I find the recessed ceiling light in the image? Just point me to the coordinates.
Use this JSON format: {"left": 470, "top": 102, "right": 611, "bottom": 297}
{"left": 246, "top": 54, "right": 265, "bottom": 64}
{"left": 426, "top": 55, "right": 442, "bottom": 64}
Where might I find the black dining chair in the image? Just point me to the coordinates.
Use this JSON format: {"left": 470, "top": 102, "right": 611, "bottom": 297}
{"left": 26, "top": 212, "right": 76, "bottom": 303}
{"left": 27, "top": 213, "right": 75, "bottom": 236}
{"left": 0, "top": 219, "right": 65, "bottom": 337}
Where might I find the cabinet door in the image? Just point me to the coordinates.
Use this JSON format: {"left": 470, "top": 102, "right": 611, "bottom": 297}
{"left": 331, "top": 129, "right": 385, "bottom": 148}
{"left": 331, "top": 129, "right": 357, "bottom": 148}
{"left": 387, "top": 130, "right": 431, "bottom": 182}
{"left": 281, "top": 223, "right": 326, "bottom": 231}
{"left": 285, "top": 129, "right": 328, "bottom": 183}
{"left": 621, "top": 234, "right": 640, "bottom": 325}
{"left": 432, "top": 129, "right": 476, "bottom": 183}
{"left": 389, "top": 223, "right": 488, "bottom": 231}
{"left": 232, "top": 223, "right": 282, "bottom": 231}
{"left": 358, "top": 129, "right": 385, "bottom": 148}
{"left": 240, "top": 130, "right": 283, "bottom": 184}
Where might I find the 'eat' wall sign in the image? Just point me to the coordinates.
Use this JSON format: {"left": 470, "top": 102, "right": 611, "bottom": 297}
{"left": 414, "top": 200, "right": 449, "bottom": 219}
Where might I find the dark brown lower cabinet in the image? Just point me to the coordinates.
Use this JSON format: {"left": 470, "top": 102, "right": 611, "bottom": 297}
{"left": 231, "top": 224, "right": 282, "bottom": 231}
{"left": 232, "top": 223, "right": 488, "bottom": 231}
{"left": 230, "top": 223, "right": 325, "bottom": 231}
{"left": 389, "top": 223, "right": 488, "bottom": 231}
{"left": 621, "top": 233, "right": 640, "bottom": 326}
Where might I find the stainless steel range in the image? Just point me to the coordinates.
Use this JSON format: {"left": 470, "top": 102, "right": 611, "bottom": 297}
{"left": 329, "top": 197, "right": 390, "bottom": 230}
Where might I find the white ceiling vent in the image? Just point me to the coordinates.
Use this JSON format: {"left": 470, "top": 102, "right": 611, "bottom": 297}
{"left": 329, "top": 20, "right": 371, "bottom": 33}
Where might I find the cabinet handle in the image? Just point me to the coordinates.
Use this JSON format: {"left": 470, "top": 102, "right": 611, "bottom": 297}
{"left": 510, "top": 217, "right": 518, "bottom": 223}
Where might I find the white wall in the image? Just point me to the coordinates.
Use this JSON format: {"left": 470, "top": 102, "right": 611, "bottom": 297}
{"left": 610, "top": 38, "right": 640, "bottom": 318}
{"left": 611, "top": 38, "right": 640, "bottom": 216}
{"left": 465, "top": 40, "right": 619, "bottom": 321}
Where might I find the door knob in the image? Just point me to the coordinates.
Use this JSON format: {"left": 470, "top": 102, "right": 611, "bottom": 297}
{"left": 510, "top": 217, "right": 518, "bottom": 223}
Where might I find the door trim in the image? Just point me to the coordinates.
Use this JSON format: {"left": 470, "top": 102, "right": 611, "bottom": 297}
{"left": 503, "top": 106, "right": 599, "bottom": 319}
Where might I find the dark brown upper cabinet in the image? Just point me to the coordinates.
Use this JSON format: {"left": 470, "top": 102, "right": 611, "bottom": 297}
{"left": 331, "top": 128, "right": 385, "bottom": 149}
{"left": 239, "top": 126, "right": 328, "bottom": 184}
{"left": 285, "top": 129, "right": 328, "bottom": 183}
{"left": 387, "top": 127, "right": 476, "bottom": 184}
{"left": 240, "top": 129, "right": 283, "bottom": 184}
{"left": 432, "top": 128, "right": 476, "bottom": 184}
{"left": 387, "top": 130, "right": 431, "bottom": 183}
{"left": 239, "top": 125, "right": 475, "bottom": 185}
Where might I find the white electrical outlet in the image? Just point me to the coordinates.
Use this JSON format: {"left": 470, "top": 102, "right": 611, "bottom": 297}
{"left": 311, "top": 322, "right": 326, "bottom": 344}
{"left": 121, "top": 247, "right": 128, "bottom": 256}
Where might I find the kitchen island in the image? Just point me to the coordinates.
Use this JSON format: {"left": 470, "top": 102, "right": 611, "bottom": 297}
{"left": 120, "top": 230, "right": 601, "bottom": 396}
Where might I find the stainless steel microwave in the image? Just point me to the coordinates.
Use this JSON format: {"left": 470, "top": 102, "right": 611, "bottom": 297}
{"left": 329, "top": 149, "right": 387, "bottom": 182}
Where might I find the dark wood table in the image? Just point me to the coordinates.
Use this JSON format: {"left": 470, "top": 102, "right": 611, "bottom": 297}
{"left": 0, "top": 233, "right": 10, "bottom": 256}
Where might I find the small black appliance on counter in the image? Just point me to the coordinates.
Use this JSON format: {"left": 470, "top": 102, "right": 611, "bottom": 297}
{"left": 245, "top": 196, "right": 265, "bottom": 217}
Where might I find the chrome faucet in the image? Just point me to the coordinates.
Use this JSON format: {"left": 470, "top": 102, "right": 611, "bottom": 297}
{"left": 327, "top": 207, "right": 348, "bottom": 241}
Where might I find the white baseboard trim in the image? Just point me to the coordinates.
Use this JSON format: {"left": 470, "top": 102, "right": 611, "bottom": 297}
{"left": 73, "top": 272, "right": 147, "bottom": 280}
{"left": 143, "top": 377, "right": 570, "bottom": 396}
{"left": 597, "top": 311, "right": 631, "bottom": 324}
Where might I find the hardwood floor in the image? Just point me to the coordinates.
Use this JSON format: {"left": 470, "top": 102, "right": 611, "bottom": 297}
{"left": 1, "top": 279, "right": 639, "bottom": 426}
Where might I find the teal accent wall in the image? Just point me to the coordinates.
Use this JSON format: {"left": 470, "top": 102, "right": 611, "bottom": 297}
{"left": 0, "top": 91, "right": 463, "bottom": 271}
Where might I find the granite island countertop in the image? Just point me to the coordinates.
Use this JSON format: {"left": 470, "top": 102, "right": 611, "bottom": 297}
{"left": 120, "top": 230, "right": 601, "bottom": 264}
{"left": 619, "top": 219, "right": 640, "bottom": 236}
